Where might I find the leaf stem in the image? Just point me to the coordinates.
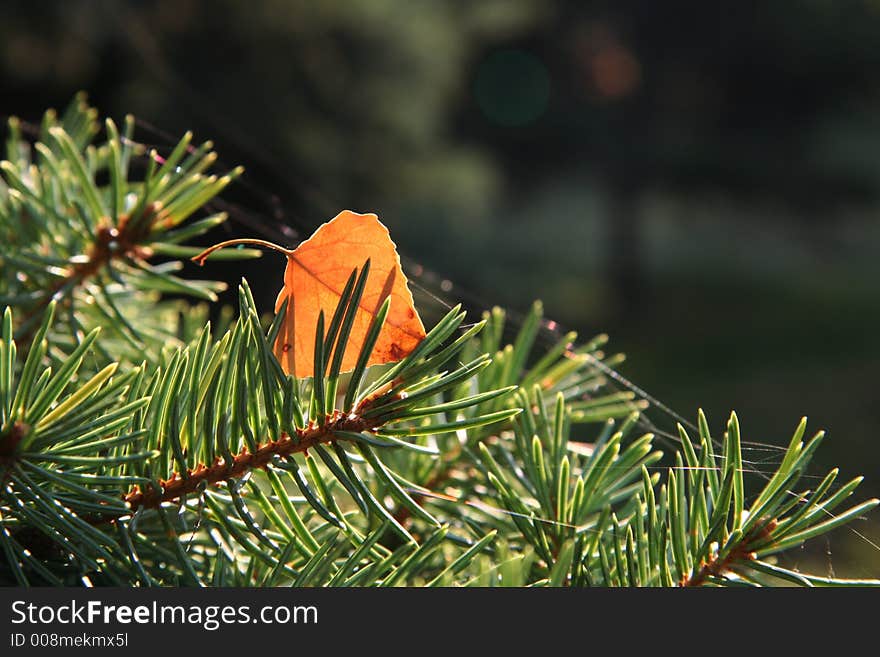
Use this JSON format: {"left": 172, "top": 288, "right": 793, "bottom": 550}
{"left": 191, "top": 238, "right": 293, "bottom": 265}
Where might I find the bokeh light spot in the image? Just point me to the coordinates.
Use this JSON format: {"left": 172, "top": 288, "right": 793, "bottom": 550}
{"left": 474, "top": 49, "right": 550, "bottom": 127}
{"left": 572, "top": 24, "right": 641, "bottom": 101}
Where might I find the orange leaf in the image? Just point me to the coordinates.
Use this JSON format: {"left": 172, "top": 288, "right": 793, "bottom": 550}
{"left": 271, "top": 211, "right": 425, "bottom": 377}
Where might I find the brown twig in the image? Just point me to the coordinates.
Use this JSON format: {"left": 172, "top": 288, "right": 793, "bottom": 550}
{"left": 0, "top": 422, "right": 28, "bottom": 468}
{"left": 123, "top": 410, "right": 382, "bottom": 513}
{"left": 680, "top": 520, "right": 777, "bottom": 587}
{"left": 17, "top": 205, "right": 161, "bottom": 346}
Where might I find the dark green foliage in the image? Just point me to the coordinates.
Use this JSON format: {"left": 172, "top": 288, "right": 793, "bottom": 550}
{"left": 0, "top": 97, "right": 876, "bottom": 587}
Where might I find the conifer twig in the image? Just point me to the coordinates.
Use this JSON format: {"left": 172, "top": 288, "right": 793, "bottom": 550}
{"left": 680, "top": 520, "right": 777, "bottom": 587}
{"left": 123, "top": 408, "right": 382, "bottom": 512}
{"left": 18, "top": 205, "right": 162, "bottom": 344}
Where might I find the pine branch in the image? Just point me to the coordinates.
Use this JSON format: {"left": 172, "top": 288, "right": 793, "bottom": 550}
{"left": 124, "top": 406, "right": 386, "bottom": 512}
{"left": 1, "top": 97, "right": 878, "bottom": 587}
{"left": 1, "top": 94, "right": 258, "bottom": 361}
{"left": 14, "top": 205, "right": 168, "bottom": 349}
{"left": 680, "top": 520, "right": 776, "bottom": 587}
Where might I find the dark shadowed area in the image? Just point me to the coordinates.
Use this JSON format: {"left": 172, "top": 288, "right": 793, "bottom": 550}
{"left": 2, "top": 0, "right": 879, "bottom": 576}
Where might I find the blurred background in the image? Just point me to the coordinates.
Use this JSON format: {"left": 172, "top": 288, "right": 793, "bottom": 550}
{"left": 2, "top": 0, "right": 879, "bottom": 576}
